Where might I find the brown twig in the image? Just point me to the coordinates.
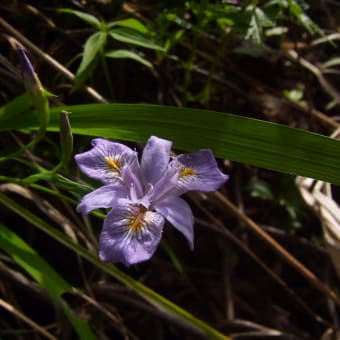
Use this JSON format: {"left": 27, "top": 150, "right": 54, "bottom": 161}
{"left": 213, "top": 191, "right": 340, "bottom": 308}
{"left": 193, "top": 214, "right": 333, "bottom": 329}
{"left": 286, "top": 49, "right": 340, "bottom": 105}
{"left": 0, "top": 297, "right": 58, "bottom": 340}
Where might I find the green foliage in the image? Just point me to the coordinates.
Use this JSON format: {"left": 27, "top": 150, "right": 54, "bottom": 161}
{"left": 276, "top": 176, "right": 307, "bottom": 230}
{"left": 104, "top": 49, "right": 152, "bottom": 68}
{"left": 59, "top": 8, "right": 102, "bottom": 29}
{"left": 59, "top": 9, "right": 164, "bottom": 86}
{"left": 286, "top": 0, "right": 322, "bottom": 35}
{"left": 283, "top": 84, "right": 307, "bottom": 107}
{"left": 1, "top": 101, "right": 339, "bottom": 184}
{"left": 0, "top": 1, "right": 339, "bottom": 338}
{"left": 246, "top": 176, "right": 308, "bottom": 231}
{"left": 244, "top": 5, "right": 275, "bottom": 44}
{"left": 0, "top": 223, "right": 96, "bottom": 340}
{"left": 151, "top": 0, "right": 323, "bottom": 104}
{"left": 108, "top": 27, "right": 164, "bottom": 51}
{"left": 160, "top": 0, "right": 321, "bottom": 47}
{"left": 247, "top": 179, "right": 274, "bottom": 200}
{"left": 77, "top": 31, "right": 107, "bottom": 79}
{"left": 0, "top": 194, "right": 228, "bottom": 340}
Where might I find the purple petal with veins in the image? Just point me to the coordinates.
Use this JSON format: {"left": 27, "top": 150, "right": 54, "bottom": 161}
{"left": 75, "top": 138, "right": 138, "bottom": 185}
{"left": 75, "top": 135, "right": 228, "bottom": 266}
{"left": 155, "top": 196, "right": 194, "bottom": 250}
{"left": 173, "top": 149, "right": 229, "bottom": 195}
{"left": 77, "top": 184, "right": 128, "bottom": 215}
{"left": 140, "top": 136, "right": 172, "bottom": 186}
{"left": 99, "top": 200, "right": 164, "bottom": 266}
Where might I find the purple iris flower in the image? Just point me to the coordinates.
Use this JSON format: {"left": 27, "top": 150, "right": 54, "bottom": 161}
{"left": 75, "top": 136, "right": 228, "bottom": 266}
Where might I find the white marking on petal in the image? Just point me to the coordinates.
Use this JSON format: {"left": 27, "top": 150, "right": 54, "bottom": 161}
{"left": 94, "top": 148, "right": 137, "bottom": 183}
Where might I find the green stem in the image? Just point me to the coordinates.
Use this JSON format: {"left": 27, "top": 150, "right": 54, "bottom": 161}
{"left": 100, "top": 55, "right": 115, "bottom": 100}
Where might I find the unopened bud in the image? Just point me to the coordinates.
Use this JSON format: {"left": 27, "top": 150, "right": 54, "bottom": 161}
{"left": 17, "top": 46, "right": 42, "bottom": 96}
{"left": 17, "top": 46, "right": 50, "bottom": 130}
{"left": 60, "top": 110, "right": 73, "bottom": 166}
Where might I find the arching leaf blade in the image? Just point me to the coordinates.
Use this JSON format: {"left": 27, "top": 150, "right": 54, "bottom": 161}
{"left": 0, "top": 102, "right": 339, "bottom": 184}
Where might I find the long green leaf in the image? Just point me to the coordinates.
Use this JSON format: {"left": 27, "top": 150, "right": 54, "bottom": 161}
{"left": 109, "top": 27, "right": 164, "bottom": 51}
{"left": 105, "top": 49, "right": 152, "bottom": 68}
{"left": 0, "top": 93, "right": 31, "bottom": 122}
{"left": 0, "top": 223, "right": 71, "bottom": 296}
{"left": 76, "top": 31, "right": 107, "bottom": 78}
{"left": 0, "top": 102, "right": 339, "bottom": 184}
{"left": 108, "top": 18, "right": 150, "bottom": 34}
{"left": 59, "top": 8, "right": 102, "bottom": 29}
{"left": 0, "top": 223, "right": 96, "bottom": 340}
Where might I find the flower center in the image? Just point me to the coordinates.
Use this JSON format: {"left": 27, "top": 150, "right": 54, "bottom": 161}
{"left": 105, "top": 157, "right": 122, "bottom": 173}
{"left": 180, "top": 167, "right": 196, "bottom": 177}
{"left": 129, "top": 205, "right": 147, "bottom": 230}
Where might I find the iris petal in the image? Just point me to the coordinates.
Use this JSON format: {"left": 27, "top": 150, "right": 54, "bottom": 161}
{"left": 77, "top": 184, "right": 128, "bottom": 215}
{"left": 155, "top": 196, "right": 194, "bottom": 250}
{"left": 75, "top": 136, "right": 229, "bottom": 265}
{"left": 173, "top": 149, "right": 228, "bottom": 195}
{"left": 75, "top": 138, "right": 139, "bottom": 184}
{"left": 99, "top": 200, "right": 165, "bottom": 266}
{"left": 149, "top": 163, "right": 179, "bottom": 203}
{"left": 140, "top": 136, "right": 172, "bottom": 186}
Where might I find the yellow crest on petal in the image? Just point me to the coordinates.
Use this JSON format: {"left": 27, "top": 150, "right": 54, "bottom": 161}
{"left": 129, "top": 206, "right": 147, "bottom": 230}
{"left": 180, "top": 167, "right": 196, "bottom": 178}
{"left": 105, "top": 157, "right": 122, "bottom": 173}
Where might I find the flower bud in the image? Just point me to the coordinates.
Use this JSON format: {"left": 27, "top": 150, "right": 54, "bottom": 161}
{"left": 17, "top": 46, "right": 50, "bottom": 130}
{"left": 17, "top": 46, "right": 43, "bottom": 96}
{"left": 60, "top": 110, "right": 73, "bottom": 167}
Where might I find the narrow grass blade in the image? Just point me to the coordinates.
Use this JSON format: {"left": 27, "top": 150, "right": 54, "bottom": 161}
{"left": 105, "top": 49, "right": 152, "bottom": 68}
{"left": 0, "top": 223, "right": 96, "bottom": 340}
{"left": 108, "top": 18, "right": 150, "bottom": 33}
{"left": 109, "top": 27, "right": 164, "bottom": 51}
{"left": 76, "top": 31, "right": 107, "bottom": 78}
{"left": 58, "top": 9, "right": 102, "bottom": 29}
{"left": 0, "top": 193, "right": 230, "bottom": 340}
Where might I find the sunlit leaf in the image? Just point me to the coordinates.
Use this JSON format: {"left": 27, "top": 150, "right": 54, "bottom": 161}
{"left": 322, "top": 57, "right": 340, "bottom": 69}
{"left": 59, "top": 8, "right": 102, "bottom": 29}
{"left": 108, "top": 18, "right": 150, "bottom": 34}
{"left": 0, "top": 93, "right": 31, "bottom": 125}
{"left": 247, "top": 179, "right": 274, "bottom": 200}
{"left": 76, "top": 31, "right": 107, "bottom": 78}
{"left": 0, "top": 223, "right": 71, "bottom": 296}
{"left": 1, "top": 102, "right": 339, "bottom": 184}
{"left": 245, "top": 5, "right": 274, "bottom": 44}
{"left": 109, "top": 27, "right": 164, "bottom": 51}
{"left": 0, "top": 223, "right": 96, "bottom": 340}
{"left": 265, "top": 26, "right": 288, "bottom": 36}
{"left": 105, "top": 49, "right": 152, "bottom": 68}
{"left": 287, "top": 0, "right": 322, "bottom": 35}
